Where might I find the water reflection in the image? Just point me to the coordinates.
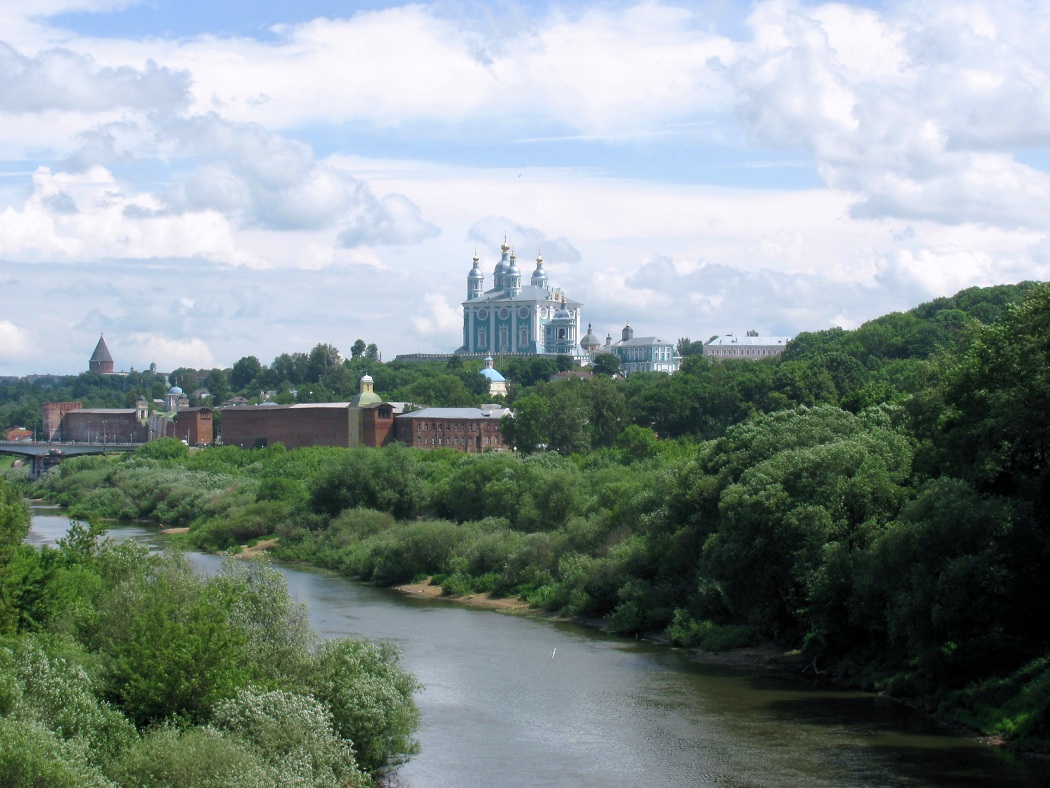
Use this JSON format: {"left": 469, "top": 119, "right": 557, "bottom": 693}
{"left": 26, "top": 511, "right": 1050, "bottom": 788}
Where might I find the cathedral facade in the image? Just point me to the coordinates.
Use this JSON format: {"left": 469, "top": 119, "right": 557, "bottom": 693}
{"left": 458, "top": 242, "right": 584, "bottom": 359}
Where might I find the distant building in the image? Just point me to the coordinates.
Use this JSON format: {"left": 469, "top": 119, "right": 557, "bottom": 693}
{"left": 52, "top": 406, "right": 148, "bottom": 444}
{"left": 604, "top": 323, "right": 680, "bottom": 375}
{"left": 459, "top": 243, "right": 584, "bottom": 360}
{"left": 479, "top": 357, "right": 508, "bottom": 398}
{"left": 549, "top": 369, "right": 594, "bottom": 383}
{"left": 41, "top": 402, "right": 82, "bottom": 441}
{"left": 704, "top": 334, "right": 793, "bottom": 360}
{"left": 394, "top": 405, "right": 510, "bottom": 453}
{"left": 165, "top": 386, "right": 189, "bottom": 411}
{"left": 221, "top": 376, "right": 400, "bottom": 450}
{"left": 4, "top": 427, "right": 32, "bottom": 441}
{"left": 89, "top": 335, "right": 115, "bottom": 374}
{"left": 166, "top": 408, "right": 214, "bottom": 446}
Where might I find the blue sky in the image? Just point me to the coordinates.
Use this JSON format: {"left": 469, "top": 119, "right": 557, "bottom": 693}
{"left": 1, "top": 0, "right": 1048, "bottom": 375}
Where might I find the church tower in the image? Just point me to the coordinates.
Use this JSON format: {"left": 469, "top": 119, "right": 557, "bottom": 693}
{"left": 504, "top": 251, "right": 522, "bottom": 297}
{"left": 492, "top": 241, "right": 511, "bottom": 291}
{"left": 531, "top": 253, "right": 548, "bottom": 289}
{"left": 89, "top": 335, "right": 114, "bottom": 374}
{"left": 467, "top": 253, "right": 484, "bottom": 300}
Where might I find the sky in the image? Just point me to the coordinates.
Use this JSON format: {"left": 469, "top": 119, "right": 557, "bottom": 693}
{"left": 1, "top": 0, "right": 1049, "bottom": 376}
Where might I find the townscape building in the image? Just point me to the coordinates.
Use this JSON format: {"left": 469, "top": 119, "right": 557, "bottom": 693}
{"left": 602, "top": 323, "right": 681, "bottom": 375}
{"left": 394, "top": 405, "right": 510, "bottom": 452}
{"left": 704, "top": 334, "right": 793, "bottom": 360}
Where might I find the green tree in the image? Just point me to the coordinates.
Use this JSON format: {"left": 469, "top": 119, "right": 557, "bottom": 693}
{"left": 351, "top": 339, "right": 366, "bottom": 358}
{"left": 501, "top": 393, "right": 550, "bottom": 454}
{"left": 95, "top": 553, "right": 256, "bottom": 726}
{"left": 591, "top": 352, "right": 620, "bottom": 376}
{"left": 307, "top": 343, "right": 341, "bottom": 383}
{"left": 205, "top": 368, "right": 231, "bottom": 405}
{"left": 231, "top": 355, "right": 262, "bottom": 391}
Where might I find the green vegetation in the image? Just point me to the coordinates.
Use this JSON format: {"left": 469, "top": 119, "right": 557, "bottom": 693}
{"left": 16, "top": 281, "right": 1050, "bottom": 753}
{"left": 0, "top": 475, "right": 420, "bottom": 784}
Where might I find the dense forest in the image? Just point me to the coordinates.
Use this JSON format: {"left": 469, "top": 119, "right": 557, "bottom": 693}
{"left": 7, "top": 280, "right": 1050, "bottom": 754}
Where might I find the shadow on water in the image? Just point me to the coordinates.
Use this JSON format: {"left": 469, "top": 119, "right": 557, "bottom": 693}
{"left": 757, "top": 691, "right": 1050, "bottom": 787}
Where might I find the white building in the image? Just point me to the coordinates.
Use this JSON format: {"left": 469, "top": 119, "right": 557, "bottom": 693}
{"left": 704, "top": 334, "right": 793, "bottom": 359}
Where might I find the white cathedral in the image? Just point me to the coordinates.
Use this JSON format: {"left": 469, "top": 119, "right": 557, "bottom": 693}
{"left": 457, "top": 241, "right": 584, "bottom": 359}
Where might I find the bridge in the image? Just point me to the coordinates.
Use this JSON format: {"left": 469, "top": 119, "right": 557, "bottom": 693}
{"left": 0, "top": 440, "right": 142, "bottom": 478}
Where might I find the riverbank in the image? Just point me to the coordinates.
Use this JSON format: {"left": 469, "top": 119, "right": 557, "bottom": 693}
{"left": 393, "top": 577, "right": 533, "bottom": 612}
{"left": 391, "top": 577, "right": 811, "bottom": 676}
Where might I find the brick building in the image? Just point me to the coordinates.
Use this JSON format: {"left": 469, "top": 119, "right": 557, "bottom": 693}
{"left": 222, "top": 402, "right": 399, "bottom": 450}
{"left": 394, "top": 406, "right": 510, "bottom": 453}
{"left": 169, "top": 408, "right": 215, "bottom": 446}
{"left": 41, "top": 402, "right": 82, "bottom": 440}
{"left": 57, "top": 408, "right": 149, "bottom": 444}
{"left": 220, "top": 376, "right": 401, "bottom": 450}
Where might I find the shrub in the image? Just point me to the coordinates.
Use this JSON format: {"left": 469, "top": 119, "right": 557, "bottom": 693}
{"left": 105, "top": 724, "right": 272, "bottom": 787}
{"left": 297, "top": 638, "right": 422, "bottom": 777}
{"left": 0, "top": 638, "right": 137, "bottom": 765}
{"left": 0, "top": 717, "right": 114, "bottom": 787}
{"left": 212, "top": 687, "right": 367, "bottom": 786}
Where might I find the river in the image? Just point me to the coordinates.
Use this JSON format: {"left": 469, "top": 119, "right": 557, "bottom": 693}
{"left": 27, "top": 508, "right": 1050, "bottom": 787}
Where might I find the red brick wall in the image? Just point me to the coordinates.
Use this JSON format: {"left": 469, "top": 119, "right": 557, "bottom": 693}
{"left": 221, "top": 406, "right": 350, "bottom": 449}
{"left": 41, "top": 402, "right": 81, "bottom": 440}
{"left": 172, "top": 409, "right": 214, "bottom": 446}
{"left": 60, "top": 412, "right": 145, "bottom": 444}
{"left": 362, "top": 405, "right": 396, "bottom": 448}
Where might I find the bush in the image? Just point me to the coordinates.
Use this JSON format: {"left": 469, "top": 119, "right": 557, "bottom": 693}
{"left": 105, "top": 724, "right": 272, "bottom": 787}
{"left": 0, "top": 638, "right": 137, "bottom": 765}
{"left": 0, "top": 717, "right": 114, "bottom": 787}
{"left": 667, "top": 610, "right": 761, "bottom": 651}
{"left": 211, "top": 687, "right": 367, "bottom": 786}
{"left": 297, "top": 638, "right": 422, "bottom": 777}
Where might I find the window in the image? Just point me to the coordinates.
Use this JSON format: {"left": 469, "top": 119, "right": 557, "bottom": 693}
{"left": 519, "top": 325, "right": 528, "bottom": 346}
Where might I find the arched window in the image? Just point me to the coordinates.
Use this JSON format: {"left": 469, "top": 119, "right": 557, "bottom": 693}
{"left": 519, "top": 325, "right": 528, "bottom": 346}
{"left": 478, "top": 328, "right": 487, "bottom": 349}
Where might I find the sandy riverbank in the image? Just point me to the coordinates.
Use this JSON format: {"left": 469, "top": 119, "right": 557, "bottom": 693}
{"left": 392, "top": 578, "right": 533, "bottom": 612}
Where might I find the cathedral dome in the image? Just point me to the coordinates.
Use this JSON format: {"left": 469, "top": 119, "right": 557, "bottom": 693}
{"left": 531, "top": 254, "right": 548, "bottom": 288}
{"left": 580, "top": 324, "right": 601, "bottom": 350}
{"left": 167, "top": 385, "right": 184, "bottom": 396}
{"left": 480, "top": 357, "right": 506, "bottom": 382}
{"left": 494, "top": 241, "right": 510, "bottom": 274}
{"left": 467, "top": 254, "right": 483, "bottom": 280}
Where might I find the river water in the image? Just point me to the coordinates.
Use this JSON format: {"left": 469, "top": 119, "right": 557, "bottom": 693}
{"left": 27, "top": 508, "right": 1050, "bottom": 787}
